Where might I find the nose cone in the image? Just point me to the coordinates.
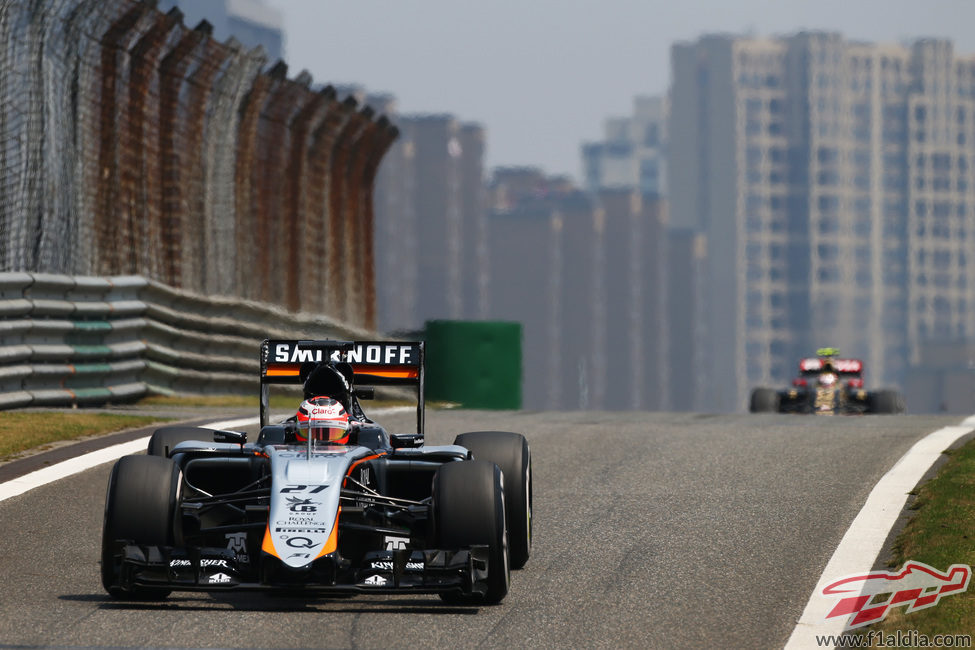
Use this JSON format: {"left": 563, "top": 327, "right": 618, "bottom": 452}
{"left": 285, "top": 459, "right": 333, "bottom": 484}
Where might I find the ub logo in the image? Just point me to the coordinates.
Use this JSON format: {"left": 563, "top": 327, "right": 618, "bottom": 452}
{"left": 286, "top": 497, "right": 317, "bottom": 513}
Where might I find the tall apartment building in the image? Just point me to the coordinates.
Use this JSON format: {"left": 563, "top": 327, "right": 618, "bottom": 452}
{"left": 579, "top": 97, "right": 672, "bottom": 410}
{"left": 485, "top": 169, "right": 587, "bottom": 410}
{"left": 159, "top": 0, "right": 283, "bottom": 60}
{"left": 485, "top": 169, "right": 669, "bottom": 411}
{"left": 488, "top": 197, "right": 563, "bottom": 410}
{"left": 670, "top": 32, "right": 975, "bottom": 412}
{"left": 668, "top": 229, "right": 709, "bottom": 411}
{"left": 459, "top": 125, "right": 489, "bottom": 320}
{"left": 373, "top": 114, "right": 488, "bottom": 334}
{"left": 558, "top": 190, "right": 606, "bottom": 409}
{"left": 582, "top": 96, "right": 669, "bottom": 197}
{"left": 596, "top": 190, "right": 669, "bottom": 410}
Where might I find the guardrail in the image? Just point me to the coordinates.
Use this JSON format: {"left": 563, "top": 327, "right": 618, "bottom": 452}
{"left": 0, "top": 272, "right": 373, "bottom": 409}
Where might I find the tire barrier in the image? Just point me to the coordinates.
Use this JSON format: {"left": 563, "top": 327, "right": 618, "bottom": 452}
{"left": 0, "top": 272, "right": 374, "bottom": 409}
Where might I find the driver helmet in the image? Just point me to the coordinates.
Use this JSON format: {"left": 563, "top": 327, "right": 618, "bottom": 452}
{"left": 295, "top": 396, "right": 350, "bottom": 444}
{"left": 818, "top": 372, "right": 838, "bottom": 387}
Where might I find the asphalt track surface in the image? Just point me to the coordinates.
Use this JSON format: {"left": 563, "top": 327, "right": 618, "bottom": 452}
{"left": 0, "top": 409, "right": 966, "bottom": 649}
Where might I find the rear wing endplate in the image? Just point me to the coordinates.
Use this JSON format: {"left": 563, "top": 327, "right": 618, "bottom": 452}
{"left": 260, "top": 339, "right": 425, "bottom": 432}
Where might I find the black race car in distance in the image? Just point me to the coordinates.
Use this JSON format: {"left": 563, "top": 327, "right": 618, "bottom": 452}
{"left": 749, "top": 348, "right": 905, "bottom": 415}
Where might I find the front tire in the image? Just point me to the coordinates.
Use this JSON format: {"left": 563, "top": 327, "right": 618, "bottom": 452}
{"left": 869, "top": 389, "right": 906, "bottom": 414}
{"left": 147, "top": 426, "right": 214, "bottom": 457}
{"left": 433, "top": 460, "right": 509, "bottom": 604}
{"left": 101, "top": 455, "right": 182, "bottom": 598}
{"left": 453, "top": 431, "right": 532, "bottom": 569}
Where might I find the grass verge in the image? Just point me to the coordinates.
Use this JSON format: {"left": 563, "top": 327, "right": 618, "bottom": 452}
{"left": 0, "top": 394, "right": 446, "bottom": 463}
{"left": 855, "top": 438, "right": 975, "bottom": 641}
{"left": 0, "top": 412, "right": 170, "bottom": 462}
{"left": 138, "top": 393, "right": 422, "bottom": 411}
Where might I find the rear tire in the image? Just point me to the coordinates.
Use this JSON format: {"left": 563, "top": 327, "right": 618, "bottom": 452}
{"left": 101, "top": 455, "right": 182, "bottom": 599}
{"left": 147, "top": 426, "right": 213, "bottom": 457}
{"left": 453, "top": 431, "right": 532, "bottom": 569}
{"left": 433, "top": 460, "right": 509, "bottom": 605}
{"left": 749, "top": 388, "right": 780, "bottom": 413}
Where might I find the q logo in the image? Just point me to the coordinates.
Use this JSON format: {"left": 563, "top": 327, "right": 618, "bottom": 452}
{"left": 285, "top": 537, "right": 317, "bottom": 549}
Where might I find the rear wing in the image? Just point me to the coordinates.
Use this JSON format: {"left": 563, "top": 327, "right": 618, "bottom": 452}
{"left": 260, "top": 339, "right": 425, "bottom": 432}
{"left": 798, "top": 357, "right": 863, "bottom": 376}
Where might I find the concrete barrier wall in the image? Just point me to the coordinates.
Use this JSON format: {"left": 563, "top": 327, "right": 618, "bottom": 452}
{"left": 0, "top": 272, "right": 373, "bottom": 409}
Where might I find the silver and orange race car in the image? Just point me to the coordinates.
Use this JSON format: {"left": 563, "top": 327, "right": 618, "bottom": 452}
{"left": 101, "top": 339, "right": 532, "bottom": 604}
{"left": 749, "top": 348, "right": 905, "bottom": 415}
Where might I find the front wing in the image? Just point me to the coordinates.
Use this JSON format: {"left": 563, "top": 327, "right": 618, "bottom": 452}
{"left": 776, "top": 388, "right": 871, "bottom": 414}
{"left": 108, "top": 543, "right": 490, "bottom": 597}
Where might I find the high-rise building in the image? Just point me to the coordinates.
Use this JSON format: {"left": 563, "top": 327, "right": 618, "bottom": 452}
{"left": 459, "top": 125, "right": 489, "bottom": 320}
{"left": 558, "top": 191, "right": 605, "bottom": 410}
{"left": 488, "top": 196, "right": 563, "bottom": 410}
{"left": 597, "top": 189, "right": 668, "bottom": 410}
{"left": 670, "top": 32, "right": 975, "bottom": 412}
{"left": 373, "top": 114, "right": 487, "bottom": 334}
{"left": 484, "top": 169, "right": 669, "bottom": 411}
{"left": 668, "top": 229, "right": 709, "bottom": 411}
{"left": 486, "top": 169, "right": 585, "bottom": 410}
{"left": 582, "top": 96, "right": 668, "bottom": 197}
{"left": 159, "top": 0, "right": 284, "bottom": 61}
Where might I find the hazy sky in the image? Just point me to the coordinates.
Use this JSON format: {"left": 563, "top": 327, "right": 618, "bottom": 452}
{"left": 266, "top": 0, "right": 975, "bottom": 182}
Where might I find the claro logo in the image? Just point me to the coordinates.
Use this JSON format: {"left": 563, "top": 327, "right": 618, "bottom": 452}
{"left": 308, "top": 405, "right": 342, "bottom": 416}
{"left": 822, "top": 560, "right": 971, "bottom": 629}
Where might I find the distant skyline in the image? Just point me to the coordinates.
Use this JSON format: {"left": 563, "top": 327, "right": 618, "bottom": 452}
{"left": 266, "top": 0, "right": 975, "bottom": 181}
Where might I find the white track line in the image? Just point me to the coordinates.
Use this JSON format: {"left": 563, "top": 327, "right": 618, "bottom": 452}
{"left": 0, "top": 407, "right": 414, "bottom": 504}
{"left": 0, "top": 436, "right": 152, "bottom": 503}
{"left": 785, "top": 415, "right": 975, "bottom": 648}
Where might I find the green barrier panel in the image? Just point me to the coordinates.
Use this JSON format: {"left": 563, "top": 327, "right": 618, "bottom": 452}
{"left": 69, "top": 344, "right": 113, "bottom": 358}
{"left": 67, "top": 387, "right": 114, "bottom": 401}
{"left": 72, "top": 321, "right": 112, "bottom": 331}
{"left": 424, "top": 320, "right": 521, "bottom": 409}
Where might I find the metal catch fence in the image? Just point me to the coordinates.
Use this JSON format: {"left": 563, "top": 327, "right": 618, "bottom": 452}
{"left": 0, "top": 0, "right": 398, "bottom": 331}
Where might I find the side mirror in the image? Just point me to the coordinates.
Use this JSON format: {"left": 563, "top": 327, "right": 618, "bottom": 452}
{"left": 256, "top": 424, "right": 291, "bottom": 446}
{"left": 213, "top": 430, "right": 246, "bottom": 445}
{"left": 355, "top": 387, "right": 375, "bottom": 400}
{"left": 390, "top": 433, "right": 424, "bottom": 448}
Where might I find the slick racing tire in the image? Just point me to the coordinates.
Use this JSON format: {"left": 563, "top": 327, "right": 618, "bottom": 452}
{"left": 147, "top": 426, "right": 214, "bottom": 457}
{"left": 749, "top": 387, "right": 780, "bottom": 413}
{"left": 868, "top": 389, "right": 906, "bottom": 414}
{"left": 101, "top": 455, "right": 182, "bottom": 599}
{"left": 453, "top": 431, "right": 532, "bottom": 569}
{"left": 433, "top": 460, "right": 509, "bottom": 605}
